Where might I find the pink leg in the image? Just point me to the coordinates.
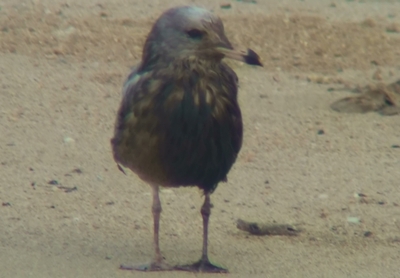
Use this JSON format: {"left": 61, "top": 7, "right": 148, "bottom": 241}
{"left": 175, "top": 193, "right": 228, "bottom": 273}
{"left": 120, "top": 184, "right": 172, "bottom": 271}
{"left": 151, "top": 184, "right": 163, "bottom": 264}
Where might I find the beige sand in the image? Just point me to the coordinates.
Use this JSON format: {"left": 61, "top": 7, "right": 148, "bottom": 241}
{"left": 1, "top": 0, "right": 400, "bottom": 277}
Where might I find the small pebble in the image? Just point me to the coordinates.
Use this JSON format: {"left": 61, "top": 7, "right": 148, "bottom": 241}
{"left": 354, "top": 193, "right": 367, "bottom": 198}
{"left": 71, "top": 168, "right": 83, "bottom": 174}
{"left": 64, "top": 186, "right": 78, "bottom": 193}
{"left": 364, "top": 231, "right": 373, "bottom": 237}
{"left": 347, "top": 216, "right": 361, "bottom": 224}
{"left": 220, "top": 3, "right": 232, "bottom": 9}
{"left": 63, "top": 137, "right": 75, "bottom": 144}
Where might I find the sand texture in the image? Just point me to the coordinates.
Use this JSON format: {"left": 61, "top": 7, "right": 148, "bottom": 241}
{"left": 1, "top": 0, "right": 400, "bottom": 277}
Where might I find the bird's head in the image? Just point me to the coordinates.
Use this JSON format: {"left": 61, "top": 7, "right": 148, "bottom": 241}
{"left": 142, "top": 6, "right": 262, "bottom": 66}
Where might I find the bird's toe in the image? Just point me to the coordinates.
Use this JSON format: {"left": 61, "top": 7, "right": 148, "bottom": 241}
{"left": 120, "top": 260, "right": 173, "bottom": 271}
{"left": 174, "top": 259, "right": 228, "bottom": 273}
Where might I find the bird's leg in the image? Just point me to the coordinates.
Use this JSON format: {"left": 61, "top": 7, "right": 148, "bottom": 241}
{"left": 200, "top": 193, "right": 212, "bottom": 263}
{"left": 151, "top": 184, "right": 163, "bottom": 265}
{"left": 120, "top": 184, "right": 172, "bottom": 271}
{"left": 175, "top": 193, "right": 228, "bottom": 273}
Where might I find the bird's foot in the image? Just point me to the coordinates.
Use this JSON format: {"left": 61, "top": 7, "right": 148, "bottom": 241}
{"left": 120, "top": 260, "right": 173, "bottom": 271}
{"left": 175, "top": 258, "right": 228, "bottom": 273}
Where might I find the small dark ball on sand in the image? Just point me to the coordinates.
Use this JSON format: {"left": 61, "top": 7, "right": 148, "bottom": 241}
{"left": 111, "top": 5, "right": 262, "bottom": 273}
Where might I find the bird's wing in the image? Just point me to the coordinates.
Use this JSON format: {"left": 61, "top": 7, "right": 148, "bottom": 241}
{"left": 121, "top": 64, "right": 140, "bottom": 97}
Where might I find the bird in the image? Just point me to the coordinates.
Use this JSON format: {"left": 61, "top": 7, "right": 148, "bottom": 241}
{"left": 111, "top": 6, "right": 262, "bottom": 273}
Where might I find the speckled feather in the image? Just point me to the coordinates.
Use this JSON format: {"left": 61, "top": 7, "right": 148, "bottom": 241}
{"left": 112, "top": 57, "right": 242, "bottom": 193}
{"left": 111, "top": 6, "right": 261, "bottom": 194}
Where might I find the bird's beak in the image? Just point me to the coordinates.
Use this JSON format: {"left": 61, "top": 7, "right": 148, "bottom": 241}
{"left": 216, "top": 37, "right": 263, "bottom": 66}
{"left": 218, "top": 47, "right": 263, "bottom": 66}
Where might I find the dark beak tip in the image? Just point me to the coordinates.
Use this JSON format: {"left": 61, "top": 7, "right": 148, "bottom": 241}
{"left": 245, "top": 48, "right": 263, "bottom": 67}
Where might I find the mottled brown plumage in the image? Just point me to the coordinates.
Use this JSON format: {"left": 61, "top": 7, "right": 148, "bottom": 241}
{"left": 111, "top": 6, "right": 262, "bottom": 273}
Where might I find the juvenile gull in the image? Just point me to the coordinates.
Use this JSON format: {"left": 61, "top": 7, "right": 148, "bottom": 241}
{"left": 111, "top": 6, "right": 262, "bottom": 273}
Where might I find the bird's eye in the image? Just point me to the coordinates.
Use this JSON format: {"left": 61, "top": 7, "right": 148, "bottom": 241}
{"left": 186, "top": 29, "right": 204, "bottom": 40}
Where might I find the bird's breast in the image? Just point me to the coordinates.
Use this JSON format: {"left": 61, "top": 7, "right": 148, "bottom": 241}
{"left": 112, "top": 62, "right": 243, "bottom": 191}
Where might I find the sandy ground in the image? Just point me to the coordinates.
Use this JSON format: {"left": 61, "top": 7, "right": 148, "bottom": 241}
{"left": 1, "top": 0, "right": 400, "bottom": 277}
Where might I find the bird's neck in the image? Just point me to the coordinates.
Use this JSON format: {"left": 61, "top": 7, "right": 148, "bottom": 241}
{"left": 176, "top": 55, "right": 222, "bottom": 72}
{"left": 141, "top": 47, "right": 223, "bottom": 74}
